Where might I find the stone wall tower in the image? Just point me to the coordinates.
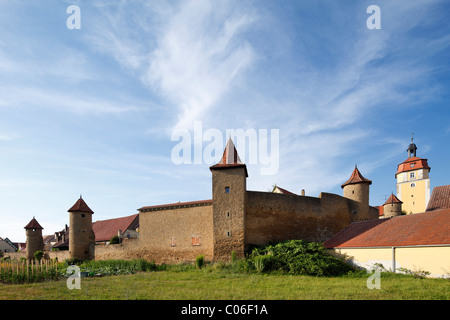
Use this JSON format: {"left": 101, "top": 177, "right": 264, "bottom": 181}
{"left": 210, "top": 138, "right": 248, "bottom": 261}
{"left": 382, "top": 193, "right": 403, "bottom": 218}
{"left": 24, "top": 217, "right": 44, "bottom": 260}
{"left": 341, "top": 165, "right": 372, "bottom": 221}
{"left": 68, "top": 196, "right": 95, "bottom": 260}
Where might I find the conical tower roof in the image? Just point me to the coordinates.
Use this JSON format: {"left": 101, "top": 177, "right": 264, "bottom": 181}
{"left": 383, "top": 193, "right": 403, "bottom": 206}
{"left": 68, "top": 196, "right": 94, "bottom": 214}
{"left": 210, "top": 138, "right": 248, "bottom": 176}
{"left": 341, "top": 165, "right": 372, "bottom": 188}
{"left": 218, "top": 137, "right": 243, "bottom": 165}
{"left": 24, "top": 217, "right": 43, "bottom": 230}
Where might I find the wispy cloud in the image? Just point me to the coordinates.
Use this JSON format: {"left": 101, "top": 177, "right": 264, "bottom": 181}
{"left": 144, "top": 1, "right": 256, "bottom": 131}
{"left": 0, "top": 85, "right": 142, "bottom": 114}
{"left": 85, "top": 0, "right": 257, "bottom": 132}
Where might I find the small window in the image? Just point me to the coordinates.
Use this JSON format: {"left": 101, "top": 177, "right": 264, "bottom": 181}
{"left": 410, "top": 172, "right": 415, "bottom": 179}
{"left": 170, "top": 237, "right": 176, "bottom": 247}
{"left": 81, "top": 214, "right": 85, "bottom": 218}
{"left": 226, "top": 231, "right": 232, "bottom": 237}
{"left": 191, "top": 236, "right": 201, "bottom": 246}
{"left": 226, "top": 211, "right": 230, "bottom": 218}
{"left": 225, "top": 187, "right": 230, "bottom": 193}
{"left": 410, "top": 163, "right": 415, "bottom": 168}
{"left": 410, "top": 183, "right": 416, "bottom": 188}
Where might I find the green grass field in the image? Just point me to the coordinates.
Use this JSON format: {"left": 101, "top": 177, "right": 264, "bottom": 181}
{"left": 0, "top": 268, "right": 448, "bottom": 300}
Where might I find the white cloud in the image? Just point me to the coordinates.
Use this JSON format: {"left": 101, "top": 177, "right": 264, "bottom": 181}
{"left": 0, "top": 85, "right": 142, "bottom": 114}
{"left": 85, "top": 0, "right": 257, "bottom": 133}
{"left": 144, "top": 1, "right": 256, "bottom": 131}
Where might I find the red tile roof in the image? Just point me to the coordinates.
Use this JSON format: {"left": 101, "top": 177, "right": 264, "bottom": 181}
{"left": 68, "top": 197, "right": 94, "bottom": 214}
{"left": 324, "top": 209, "right": 450, "bottom": 248}
{"left": 210, "top": 138, "right": 248, "bottom": 177}
{"left": 92, "top": 214, "right": 139, "bottom": 242}
{"left": 139, "top": 199, "right": 213, "bottom": 212}
{"left": 24, "top": 217, "right": 43, "bottom": 230}
{"left": 272, "top": 186, "right": 296, "bottom": 195}
{"left": 341, "top": 166, "right": 372, "bottom": 188}
{"left": 395, "top": 156, "right": 430, "bottom": 176}
{"left": 383, "top": 194, "right": 402, "bottom": 206}
{"left": 426, "top": 185, "right": 450, "bottom": 212}
{"left": 376, "top": 205, "right": 384, "bottom": 216}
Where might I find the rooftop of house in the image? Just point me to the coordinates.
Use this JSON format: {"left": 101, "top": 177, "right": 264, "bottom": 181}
{"left": 272, "top": 185, "right": 296, "bottom": 195}
{"left": 324, "top": 208, "right": 450, "bottom": 248}
{"left": 92, "top": 214, "right": 139, "bottom": 242}
{"left": 426, "top": 185, "right": 450, "bottom": 212}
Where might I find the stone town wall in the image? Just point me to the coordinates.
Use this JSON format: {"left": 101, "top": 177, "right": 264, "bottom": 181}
{"left": 245, "top": 191, "right": 358, "bottom": 246}
{"left": 138, "top": 204, "right": 214, "bottom": 263}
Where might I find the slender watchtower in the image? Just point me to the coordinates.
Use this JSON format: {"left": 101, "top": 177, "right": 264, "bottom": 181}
{"left": 68, "top": 196, "right": 95, "bottom": 260}
{"left": 341, "top": 165, "right": 372, "bottom": 221}
{"left": 24, "top": 217, "right": 44, "bottom": 260}
{"left": 395, "top": 138, "right": 431, "bottom": 214}
{"left": 210, "top": 138, "right": 248, "bottom": 261}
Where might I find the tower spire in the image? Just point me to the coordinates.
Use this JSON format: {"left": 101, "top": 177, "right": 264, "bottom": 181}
{"left": 407, "top": 136, "right": 417, "bottom": 158}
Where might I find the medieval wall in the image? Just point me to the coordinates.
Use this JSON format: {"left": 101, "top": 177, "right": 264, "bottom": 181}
{"left": 139, "top": 204, "right": 214, "bottom": 263}
{"left": 245, "top": 191, "right": 360, "bottom": 246}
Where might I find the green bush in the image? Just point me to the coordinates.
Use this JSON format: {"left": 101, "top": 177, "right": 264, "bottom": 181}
{"left": 59, "top": 259, "right": 160, "bottom": 277}
{"left": 34, "top": 251, "right": 44, "bottom": 261}
{"left": 195, "top": 255, "right": 205, "bottom": 269}
{"left": 64, "top": 258, "right": 84, "bottom": 266}
{"left": 109, "top": 235, "right": 120, "bottom": 244}
{"left": 253, "top": 254, "right": 273, "bottom": 273}
{"left": 247, "top": 240, "right": 354, "bottom": 277}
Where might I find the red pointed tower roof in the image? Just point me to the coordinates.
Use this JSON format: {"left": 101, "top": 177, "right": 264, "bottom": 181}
{"left": 395, "top": 138, "right": 430, "bottom": 176}
{"left": 24, "top": 217, "right": 43, "bottom": 230}
{"left": 210, "top": 138, "right": 248, "bottom": 176}
{"left": 383, "top": 193, "right": 402, "bottom": 206}
{"left": 341, "top": 166, "right": 372, "bottom": 188}
{"left": 68, "top": 196, "right": 94, "bottom": 214}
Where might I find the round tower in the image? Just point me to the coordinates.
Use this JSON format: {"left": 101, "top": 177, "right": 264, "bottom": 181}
{"left": 382, "top": 193, "right": 403, "bottom": 218}
{"left": 68, "top": 196, "right": 95, "bottom": 260}
{"left": 341, "top": 165, "right": 372, "bottom": 221}
{"left": 24, "top": 217, "right": 44, "bottom": 260}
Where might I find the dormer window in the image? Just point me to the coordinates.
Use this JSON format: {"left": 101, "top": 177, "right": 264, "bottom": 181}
{"left": 410, "top": 163, "right": 415, "bottom": 168}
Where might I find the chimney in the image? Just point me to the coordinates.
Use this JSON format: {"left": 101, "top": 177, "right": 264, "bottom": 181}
{"left": 301, "top": 189, "right": 305, "bottom": 196}
{"left": 117, "top": 230, "right": 122, "bottom": 238}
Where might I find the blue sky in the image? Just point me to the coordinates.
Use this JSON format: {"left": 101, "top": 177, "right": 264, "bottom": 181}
{"left": 1, "top": 0, "right": 449, "bottom": 242}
